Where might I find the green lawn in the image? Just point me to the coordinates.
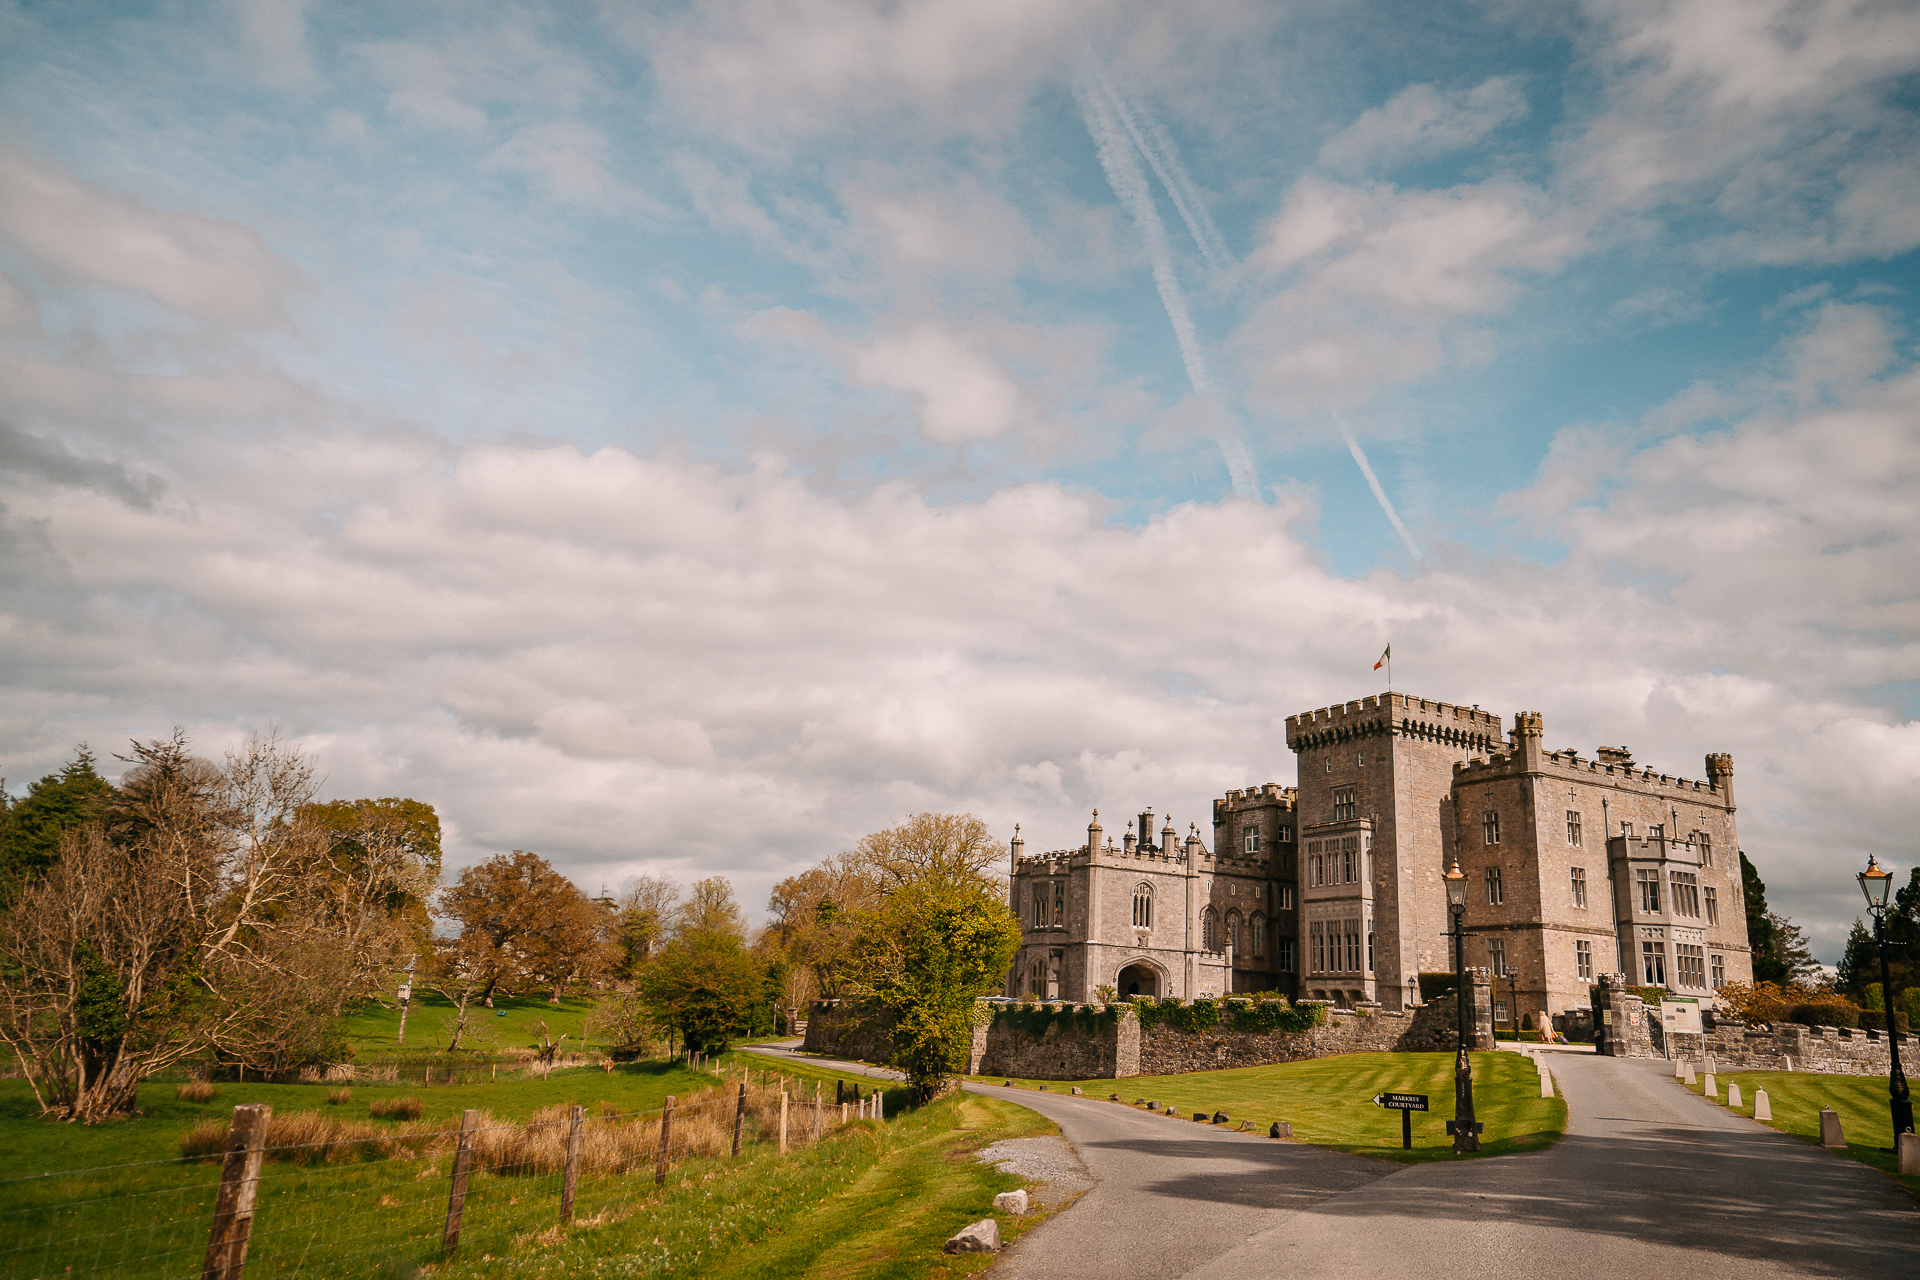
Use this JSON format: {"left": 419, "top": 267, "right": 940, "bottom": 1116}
{"left": 973, "top": 1051, "right": 1565, "bottom": 1164}
{"left": 0, "top": 1052, "right": 919, "bottom": 1280}
{"left": 1677, "top": 1068, "right": 1920, "bottom": 1196}
{"left": 344, "top": 991, "right": 607, "bottom": 1058}
{"left": 433, "top": 1092, "right": 1058, "bottom": 1280}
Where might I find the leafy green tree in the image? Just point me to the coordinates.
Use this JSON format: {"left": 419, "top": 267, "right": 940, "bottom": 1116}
{"left": 1740, "top": 851, "right": 1821, "bottom": 984}
{"left": 302, "top": 797, "right": 443, "bottom": 952}
{"left": 639, "top": 890, "right": 766, "bottom": 1053}
{"left": 847, "top": 873, "right": 1020, "bottom": 1104}
{"left": 1835, "top": 865, "right": 1920, "bottom": 1008}
{"left": 613, "top": 875, "right": 680, "bottom": 979}
{"left": 1, "top": 747, "right": 114, "bottom": 893}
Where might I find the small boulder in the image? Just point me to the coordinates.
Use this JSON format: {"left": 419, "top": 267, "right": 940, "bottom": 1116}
{"left": 1003, "top": 1081, "right": 1013, "bottom": 1088}
{"left": 1071, "top": 1086, "right": 1084, "bottom": 1095}
{"left": 1212, "top": 1112, "right": 1230, "bottom": 1125}
{"left": 1164, "top": 1105, "right": 1178, "bottom": 1116}
{"left": 1145, "top": 1099, "right": 1157, "bottom": 1109}
{"left": 1269, "top": 1121, "right": 1293, "bottom": 1139}
{"left": 1109, "top": 1093, "right": 1121, "bottom": 1101}
{"left": 1237, "top": 1121, "right": 1254, "bottom": 1132}
{"left": 992, "top": 1189, "right": 1029, "bottom": 1215}
{"left": 1192, "top": 1112, "right": 1208, "bottom": 1122}
{"left": 1134, "top": 1098, "right": 1146, "bottom": 1107}
{"left": 1038, "top": 1085, "right": 1048, "bottom": 1092}
{"left": 944, "top": 1219, "right": 1001, "bottom": 1254}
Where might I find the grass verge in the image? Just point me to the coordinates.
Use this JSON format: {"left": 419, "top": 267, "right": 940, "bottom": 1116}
{"left": 1675, "top": 1068, "right": 1920, "bottom": 1196}
{"left": 972, "top": 1050, "right": 1565, "bottom": 1164}
{"left": 430, "top": 1092, "right": 1057, "bottom": 1280}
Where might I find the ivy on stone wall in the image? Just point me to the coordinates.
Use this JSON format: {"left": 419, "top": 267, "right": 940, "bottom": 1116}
{"left": 1132, "top": 996, "right": 1321, "bottom": 1036}
{"left": 1226, "top": 999, "right": 1322, "bottom": 1035}
{"left": 990, "top": 1002, "right": 1121, "bottom": 1037}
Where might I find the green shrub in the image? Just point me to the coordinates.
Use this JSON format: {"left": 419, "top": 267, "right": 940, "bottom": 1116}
{"left": 1787, "top": 1003, "right": 1860, "bottom": 1030}
{"left": 1226, "top": 999, "right": 1320, "bottom": 1035}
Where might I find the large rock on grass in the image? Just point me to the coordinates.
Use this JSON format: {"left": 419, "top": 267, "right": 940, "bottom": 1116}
{"left": 992, "top": 1189, "right": 1030, "bottom": 1214}
{"left": 945, "top": 1219, "right": 1001, "bottom": 1253}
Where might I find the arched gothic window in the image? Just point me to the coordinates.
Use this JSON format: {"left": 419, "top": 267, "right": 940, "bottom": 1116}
{"left": 1132, "top": 883, "right": 1153, "bottom": 928}
{"left": 1250, "top": 913, "right": 1266, "bottom": 958}
{"left": 1202, "top": 907, "right": 1218, "bottom": 951}
{"left": 1225, "top": 910, "right": 1242, "bottom": 952}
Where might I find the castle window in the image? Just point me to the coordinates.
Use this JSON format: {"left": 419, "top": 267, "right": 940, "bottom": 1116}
{"left": 1675, "top": 944, "right": 1706, "bottom": 988}
{"left": 1621, "top": 820, "right": 1634, "bottom": 837}
{"left": 1711, "top": 953, "right": 1726, "bottom": 988}
{"left": 1278, "top": 937, "right": 1295, "bottom": 972}
{"left": 1347, "top": 922, "right": 1362, "bottom": 972}
{"left": 1279, "top": 884, "right": 1295, "bottom": 910}
{"left": 1251, "top": 914, "right": 1266, "bottom": 957}
{"left": 1310, "top": 921, "right": 1324, "bottom": 972}
{"left": 1332, "top": 787, "right": 1356, "bottom": 821}
{"left": 1279, "top": 826, "right": 1293, "bottom": 842}
{"left": 1566, "top": 810, "right": 1582, "bottom": 846}
{"left": 1486, "top": 866, "right": 1503, "bottom": 906}
{"left": 1202, "top": 907, "right": 1218, "bottom": 951}
{"left": 1342, "top": 837, "right": 1358, "bottom": 883}
{"left": 1226, "top": 910, "right": 1241, "bottom": 952}
{"left": 1640, "top": 940, "right": 1666, "bottom": 986}
{"left": 1637, "top": 869, "right": 1661, "bottom": 914}
{"left": 1366, "top": 928, "right": 1374, "bottom": 971}
{"left": 1649, "top": 823, "right": 1664, "bottom": 840}
{"left": 1704, "top": 886, "right": 1718, "bottom": 925}
{"left": 1487, "top": 937, "right": 1507, "bottom": 976}
{"left": 1031, "top": 884, "right": 1046, "bottom": 930}
{"left": 1310, "top": 852, "right": 1322, "bottom": 887}
{"left": 1670, "top": 872, "right": 1701, "bottom": 918}
{"left": 1243, "top": 824, "right": 1261, "bottom": 854}
{"left": 1698, "top": 833, "right": 1713, "bottom": 866}
{"left": 1576, "top": 939, "right": 1593, "bottom": 981}
{"left": 1052, "top": 880, "right": 1064, "bottom": 927}
{"left": 1132, "top": 884, "right": 1153, "bottom": 929}
{"left": 1494, "top": 1001, "right": 1510, "bottom": 1025}
{"left": 1027, "top": 958, "right": 1045, "bottom": 997}
{"left": 1570, "top": 866, "right": 1587, "bottom": 909}
{"left": 1483, "top": 811, "right": 1501, "bottom": 846}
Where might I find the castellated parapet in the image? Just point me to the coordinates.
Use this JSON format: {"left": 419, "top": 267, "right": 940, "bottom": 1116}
{"left": 1005, "top": 689, "right": 1754, "bottom": 1032}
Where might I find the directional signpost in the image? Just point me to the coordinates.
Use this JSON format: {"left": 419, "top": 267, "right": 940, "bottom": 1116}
{"left": 1372, "top": 1092, "right": 1429, "bottom": 1149}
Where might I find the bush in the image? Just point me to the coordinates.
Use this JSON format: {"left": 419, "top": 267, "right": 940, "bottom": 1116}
{"left": 176, "top": 1081, "right": 219, "bottom": 1103}
{"left": 1860, "top": 1009, "right": 1912, "bottom": 1033}
{"left": 370, "top": 1095, "right": 425, "bottom": 1120}
{"left": 326, "top": 1088, "right": 352, "bottom": 1106}
{"left": 1418, "top": 972, "right": 1457, "bottom": 1003}
{"left": 1787, "top": 1003, "right": 1860, "bottom": 1029}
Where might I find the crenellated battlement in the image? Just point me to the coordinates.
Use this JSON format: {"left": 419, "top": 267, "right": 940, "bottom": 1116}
{"left": 1452, "top": 745, "right": 1728, "bottom": 799}
{"left": 1286, "top": 691, "right": 1503, "bottom": 751}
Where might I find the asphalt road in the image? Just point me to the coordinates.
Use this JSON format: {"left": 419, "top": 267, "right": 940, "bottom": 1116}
{"left": 744, "top": 1043, "right": 1920, "bottom": 1277}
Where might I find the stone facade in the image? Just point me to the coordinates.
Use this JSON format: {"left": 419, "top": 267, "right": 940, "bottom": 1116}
{"left": 1008, "top": 689, "right": 1755, "bottom": 1030}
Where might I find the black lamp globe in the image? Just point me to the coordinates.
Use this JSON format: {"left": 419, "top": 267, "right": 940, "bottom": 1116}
{"left": 1860, "top": 853, "right": 1893, "bottom": 910}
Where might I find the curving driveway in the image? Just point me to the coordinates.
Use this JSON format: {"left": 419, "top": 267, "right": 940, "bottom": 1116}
{"left": 743, "top": 1044, "right": 1920, "bottom": 1278}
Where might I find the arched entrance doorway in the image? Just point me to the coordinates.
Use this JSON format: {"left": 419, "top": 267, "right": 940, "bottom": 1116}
{"left": 1117, "top": 961, "right": 1160, "bottom": 998}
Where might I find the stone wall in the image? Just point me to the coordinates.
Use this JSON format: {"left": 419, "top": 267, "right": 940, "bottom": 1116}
{"left": 1592, "top": 975, "right": 1659, "bottom": 1058}
{"left": 1666, "top": 1020, "right": 1918, "bottom": 1076}
{"left": 808, "top": 977, "right": 1494, "bottom": 1082}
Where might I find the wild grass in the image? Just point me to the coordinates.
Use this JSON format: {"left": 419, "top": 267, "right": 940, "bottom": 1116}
{"left": 174, "top": 1081, "right": 218, "bottom": 1103}
{"left": 326, "top": 1087, "right": 351, "bottom": 1105}
{"left": 368, "top": 1095, "right": 424, "bottom": 1120}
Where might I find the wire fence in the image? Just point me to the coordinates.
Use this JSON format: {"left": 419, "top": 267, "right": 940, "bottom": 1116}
{"left": 2, "top": 1062, "right": 892, "bottom": 1280}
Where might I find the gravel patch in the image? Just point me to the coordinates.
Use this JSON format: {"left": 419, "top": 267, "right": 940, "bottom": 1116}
{"left": 975, "top": 1135, "right": 1094, "bottom": 1208}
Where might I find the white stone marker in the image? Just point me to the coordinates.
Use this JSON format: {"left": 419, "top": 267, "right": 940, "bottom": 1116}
{"left": 1683, "top": 1062, "right": 1697, "bottom": 1084}
{"left": 1728, "top": 1082, "right": 1743, "bottom": 1109}
{"left": 1540, "top": 1072, "right": 1554, "bottom": 1098}
{"left": 1704, "top": 1072, "right": 1718, "bottom": 1098}
{"left": 944, "top": 1219, "right": 1001, "bottom": 1253}
{"left": 1754, "top": 1089, "right": 1772, "bottom": 1121}
{"left": 1899, "top": 1132, "right": 1920, "bottom": 1175}
{"left": 1820, "top": 1107, "right": 1846, "bottom": 1148}
{"left": 1674, "top": 1058, "right": 1686, "bottom": 1078}
{"left": 992, "top": 1190, "right": 1029, "bottom": 1214}
{"left": 1707, "top": 1053, "right": 1717, "bottom": 1073}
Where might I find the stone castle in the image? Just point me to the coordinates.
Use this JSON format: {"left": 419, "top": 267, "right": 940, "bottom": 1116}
{"left": 1006, "top": 690, "right": 1755, "bottom": 1032}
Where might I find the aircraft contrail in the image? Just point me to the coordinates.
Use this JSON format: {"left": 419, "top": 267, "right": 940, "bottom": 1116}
{"left": 1333, "top": 412, "right": 1424, "bottom": 561}
{"left": 1075, "top": 59, "right": 1257, "bottom": 499}
{"left": 1083, "top": 57, "right": 1228, "bottom": 273}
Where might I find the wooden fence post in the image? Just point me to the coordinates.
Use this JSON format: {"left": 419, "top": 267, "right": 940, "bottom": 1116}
{"left": 442, "top": 1109, "right": 479, "bottom": 1251}
{"left": 560, "top": 1105, "right": 582, "bottom": 1223}
{"left": 201, "top": 1103, "right": 271, "bottom": 1280}
{"left": 778, "top": 1090, "right": 788, "bottom": 1154}
{"left": 812, "top": 1081, "right": 821, "bottom": 1141}
{"left": 655, "top": 1096, "right": 675, "bottom": 1185}
{"left": 731, "top": 1082, "right": 747, "bottom": 1157}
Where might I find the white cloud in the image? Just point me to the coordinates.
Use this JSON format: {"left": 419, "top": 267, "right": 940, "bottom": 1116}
{"left": 233, "top": 0, "right": 315, "bottom": 88}
{"left": 537, "top": 704, "right": 715, "bottom": 767}
{"left": 488, "top": 122, "right": 650, "bottom": 211}
{"left": 0, "top": 148, "right": 296, "bottom": 326}
{"left": 851, "top": 325, "right": 1028, "bottom": 445}
{"left": 1317, "top": 76, "right": 1529, "bottom": 173}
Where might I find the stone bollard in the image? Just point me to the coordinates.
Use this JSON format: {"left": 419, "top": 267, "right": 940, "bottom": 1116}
{"left": 1819, "top": 1107, "right": 1846, "bottom": 1148}
{"left": 1071, "top": 1087, "right": 1083, "bottom": 1096}
{"left": 1683, "top": 1062, "right": 1696, "bottom": 1084}
{"left": 1707, "top": 1053, "right": 1716, "bottom": 1073}
{"left": 1754, "top": 1089, "right": 1772, "bottom": 1121}
{"left": 944, "top": 1220, "right": 1000, "bottom": 1254}
{"left": 1704, "top": 1072, "right": 1718, "bottom": 1098}
{"left": 992, "top": 1190, "right": 1029, "bottom": 1215}
{"left": 1269, "top": 1120, "right": 1293, "bottom": 1139}
{"left": 1899, "top": 1132, "right": 1920, "bottom": 1175}
{"left": 1540, "top": 1072, "right": 1554, "bottom": 1098}
{"left": 1728, "top": 1082, "right": 1743, "bottom": 1109}
{"left": 1674, "top": 1057, "right": 1686, "bottom": 1078}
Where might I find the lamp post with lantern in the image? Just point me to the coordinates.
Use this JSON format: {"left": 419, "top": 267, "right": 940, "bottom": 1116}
{"left": 1444, "top": 857, "right": 1481, "bottom": 1153}
{"left": 1858, "top": 855, "right": 1913, "bottom": 1140}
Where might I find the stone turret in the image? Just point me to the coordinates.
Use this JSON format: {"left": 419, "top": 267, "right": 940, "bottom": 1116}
{"left": 1009, "top": 823, "right": 1023, "bottom": 872}
{"left": 1706, "top": 753, "right": 1734, "bottom": 809}
{"left": 1086, "top": 811, "right": 1103, "bottom": 864}
{"left": 1513, "top": 710, "right": 1544, "bottom": 771}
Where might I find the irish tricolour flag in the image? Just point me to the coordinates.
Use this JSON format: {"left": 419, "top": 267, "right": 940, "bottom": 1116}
{"left": 1373, "top": 643, "right": 1390, "bottom": 671}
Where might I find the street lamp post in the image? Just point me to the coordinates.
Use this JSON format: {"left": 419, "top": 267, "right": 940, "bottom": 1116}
{"left": 1444, "top": 857, "right": 1480, "bottom": 1154}
{"left": 1858, "top": 855, "right": 1913, "bottom": 1140}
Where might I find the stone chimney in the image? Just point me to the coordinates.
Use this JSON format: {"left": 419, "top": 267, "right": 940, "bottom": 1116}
{"left": 1706, "top": 753, "right": 1734, "bottom": 809}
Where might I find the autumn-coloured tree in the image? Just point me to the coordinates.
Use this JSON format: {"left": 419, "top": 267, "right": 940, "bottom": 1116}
{"left": 765, "top": 854, "right": 883, "bottom": 998}
{"left": 852, "top": 812, "right": 1003, "bottom": 891}
{"left": 438, "top": 851, "right": 615, "bottom": 1005}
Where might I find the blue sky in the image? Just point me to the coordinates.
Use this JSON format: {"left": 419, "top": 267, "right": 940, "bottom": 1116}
{"left": 1, "top": 0, "right": 1917, "bottom": 960}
